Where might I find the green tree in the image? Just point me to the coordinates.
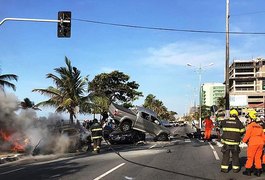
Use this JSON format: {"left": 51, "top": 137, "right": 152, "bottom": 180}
{"left": 216, "top": 96, "right": 225, "bottom": 109}
{"left": 21, "top": 97, "right": 40, "bottom": 110}
{"left": 89, "top": 70, "right": 143, "bottom": 110}
{"left": 33, "top": 57, "right": 91, "bottom": 123}
{"left": 0, "top": 73, "right": 18, "bottom": 91}
{"left": 143, "top": 94, "right": 177, "bottom": 120}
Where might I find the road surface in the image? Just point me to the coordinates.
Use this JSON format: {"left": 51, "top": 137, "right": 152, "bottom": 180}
{"left": 0, "top": 125, "right": 261, "bottom": 180}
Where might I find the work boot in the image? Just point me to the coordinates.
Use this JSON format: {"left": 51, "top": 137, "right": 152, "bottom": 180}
{"left": 233, "top": 169, "right": 240, "bottom": 173}
{"left": 221, "top": 169, "right": 228, "bottom": 173}
{"left": 254, "top": 169, "right": 262, "bottom": 177}
{"left": 242, "top": 168, "right": 251, "bottom": 176}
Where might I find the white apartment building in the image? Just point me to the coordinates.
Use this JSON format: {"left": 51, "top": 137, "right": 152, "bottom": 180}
{"left": 201, "top": 83, "right": 225, "bottom": 106}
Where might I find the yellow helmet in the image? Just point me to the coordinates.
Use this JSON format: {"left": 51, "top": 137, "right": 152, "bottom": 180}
{"left": 230, "top": 109, "right": 238, "bottom": 116}
{"left": 248, "top": 110, "right": 257, "bottom": 120}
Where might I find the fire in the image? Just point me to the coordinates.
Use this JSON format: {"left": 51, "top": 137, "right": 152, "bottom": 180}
{"left": 0, "top": 129, "right": 30, "bottom": 152}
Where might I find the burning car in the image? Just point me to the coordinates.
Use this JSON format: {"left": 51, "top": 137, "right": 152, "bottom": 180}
{"left": 0, "top": 129, "right": 31, "bottom": 154}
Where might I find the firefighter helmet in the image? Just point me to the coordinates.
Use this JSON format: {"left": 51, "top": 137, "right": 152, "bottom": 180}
{"left": 230, "top": 109, "right": 238, "bottom": 116}
{"left": 248, "top": 110, "right": 257, "bottom": 120}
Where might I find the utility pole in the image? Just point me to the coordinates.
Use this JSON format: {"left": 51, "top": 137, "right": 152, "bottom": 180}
{"left": 225, "top": 0, "right": 230, "bottom": 117}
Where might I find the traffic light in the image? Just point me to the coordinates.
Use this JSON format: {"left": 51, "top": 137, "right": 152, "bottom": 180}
{"left": 57, "top": 11, "right": 71, "bottom": 38}
{"left": 263, "top": 80, "right": 265, "bottom": 90}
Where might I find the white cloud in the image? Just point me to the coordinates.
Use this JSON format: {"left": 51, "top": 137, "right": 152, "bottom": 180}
{"left": 141, "top": 40, "right": 225, "bottom": 68}
{"left": 98, "top": 67, "right": 116, "bottom": 73}
{"left": 140, "top": 37, "right": 265, "bottom": 69}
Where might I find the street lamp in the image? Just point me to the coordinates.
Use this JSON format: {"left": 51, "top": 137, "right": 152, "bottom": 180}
{"left": 187, "top": 63, "right": 214, "bottom": 129}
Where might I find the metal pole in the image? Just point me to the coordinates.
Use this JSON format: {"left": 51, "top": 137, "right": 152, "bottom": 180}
{"left": 0, "top": 17, "right": 70, "bottom": 26}
{"left": 199, "top": 66, "right": 202, "bottom": 128}
{"left": 225, "top": 0, "right": 230, "bottom": 117}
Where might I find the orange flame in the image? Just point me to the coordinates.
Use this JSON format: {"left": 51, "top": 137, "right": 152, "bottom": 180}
{"left": 0, "top": 129, "right": 30, "bottom": 152}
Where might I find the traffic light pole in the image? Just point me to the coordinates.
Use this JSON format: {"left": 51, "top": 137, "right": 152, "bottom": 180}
{"left": 0, "top": 17, "right": 70, "bottom": 26}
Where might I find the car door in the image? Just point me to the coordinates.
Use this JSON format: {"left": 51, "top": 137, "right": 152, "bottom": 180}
{"left": 133, "top": 111, "right": 148, "bottom": 132}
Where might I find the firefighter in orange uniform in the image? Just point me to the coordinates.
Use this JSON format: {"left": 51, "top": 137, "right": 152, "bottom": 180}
{"left": 203, "top": 115, "right": 214, "bottom": 141}
{"left": 242, "top": 110, "right": 265, "bottom": 176}
{"left": 259, "top": 116, "right": 265, "bottom": 170}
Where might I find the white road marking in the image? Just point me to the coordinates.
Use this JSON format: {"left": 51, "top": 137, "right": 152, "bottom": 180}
{"left": 208, "top": 142, "right": 220, "bottom": 160}
{"left": 93, "top": 163, "right": 125, "bottom": 180}
{"left": 0, "top": 167, "right": 25, "bottom": 175}
{"left": 149, "top": 144, "right": 157, "bottom": 149}
{"left": 213, "top": 151, "right": 220, "bottom": 160}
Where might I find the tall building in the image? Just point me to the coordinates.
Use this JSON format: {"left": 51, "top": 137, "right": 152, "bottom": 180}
{"left": 201, "top": 83, "right": 225, "bottom": 106}
{"left": 229, "top": 58, "right": 265, "bottom": 108}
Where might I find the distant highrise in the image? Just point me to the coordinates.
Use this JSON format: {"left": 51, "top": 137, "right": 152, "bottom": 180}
{"left": 201, "top": 83, "right": 225, "bottom": 106}
{"left": 229, "top": 58, "right": 265, "bottom": 108}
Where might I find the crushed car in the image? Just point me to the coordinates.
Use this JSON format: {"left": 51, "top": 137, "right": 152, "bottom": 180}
{"left": 109, "top": 103, "right": 170, "bottom": 141}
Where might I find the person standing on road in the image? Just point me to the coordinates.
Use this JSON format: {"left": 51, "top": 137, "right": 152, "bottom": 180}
{"left": 242, "top": 110, "right": 265, "bottom": 177}
{"left": 203, "top": 115, "right": 214, "bottom": 141}
{"left": 90, "top": 118, "right": 103, "bottom": 153}
{"left": 258, "top": 116, "right": 265, "bottom": 171}
{"left": 215, "top": 111, "right": 225, "bottom": 141}
{"left": 220, "top": 109, "right": 245, "bottom": 173}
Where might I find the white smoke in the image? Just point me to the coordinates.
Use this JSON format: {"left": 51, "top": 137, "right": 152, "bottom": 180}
{"left": 0, "top": 91, "right": 74, "bottom": 154}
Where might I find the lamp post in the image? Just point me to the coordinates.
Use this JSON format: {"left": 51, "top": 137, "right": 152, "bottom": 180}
{"left": 187, "top": 63, "right": 214, "bottom": 129}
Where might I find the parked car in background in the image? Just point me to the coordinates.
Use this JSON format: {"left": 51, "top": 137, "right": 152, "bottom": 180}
{"left": 109, "top": 103, "right": 170, "bottom": 141}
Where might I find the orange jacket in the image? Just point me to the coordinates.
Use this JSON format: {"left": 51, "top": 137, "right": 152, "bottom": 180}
{"left": 242, "top": 122, "right": 265, "bottom": 146}
{"left": 204, "top": 118, "right": 213, "bottom": 130}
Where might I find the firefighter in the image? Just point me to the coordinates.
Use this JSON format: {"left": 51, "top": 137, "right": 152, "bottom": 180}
{"left": 215, "top": 111, "right": 225, "bottom": 141}
{"left": 220, "top": 109, "right": 245, "bottom": 173}
{"left": 242, "top": 110, "right": 265, "bottom": 176}
{"left": 203, "top": 115, "right": 214, "bottom": 141}
{"left": 90, "top": 118, "right": 103, "bottom": 153}
{"left": 259, "top": 116, "right": 265, "bottom": 170}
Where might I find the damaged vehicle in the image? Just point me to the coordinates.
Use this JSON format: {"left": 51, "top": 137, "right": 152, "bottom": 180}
{"left": 32, "top": 124, "right": 90, "bottom": 155}
{"left": 109, "top": 103, "right": 170, "bottom": 141}
{"left": 108, "top": 129, "right": 146, "bottom": 144}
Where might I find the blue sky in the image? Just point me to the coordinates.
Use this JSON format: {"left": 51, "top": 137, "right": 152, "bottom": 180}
{"left": 1, "top": 0, "right": 265, "bottom": 118}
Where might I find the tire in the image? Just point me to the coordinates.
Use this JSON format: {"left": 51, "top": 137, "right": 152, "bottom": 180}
{"left": 120, "top": 121, "right": 132, "bottom": 132}
{"left": 156, "top": 133, "right": 169, "bottom": 141}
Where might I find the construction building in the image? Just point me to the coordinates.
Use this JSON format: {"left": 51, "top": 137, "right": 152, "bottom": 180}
{"left": 229, "top": 58, "right": 265, "bottom": 112}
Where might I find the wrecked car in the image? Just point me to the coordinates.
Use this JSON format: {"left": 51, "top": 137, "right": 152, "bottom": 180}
{"left": 108, "top": 129, "right": 146, "bottom": 144}
{"left": 109, "top": 103, "right": 170, "bottom": 141}
{"left": 32, "top": 124, "right": 90, "bottom": 155}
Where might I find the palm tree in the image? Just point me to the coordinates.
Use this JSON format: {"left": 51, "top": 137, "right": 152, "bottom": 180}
{"left": 21, "top": 97, "right": 41, "bottom": 110}
{"left": 0, "top": 73, "right": 18, "bottom": 91}
{"left": 33, "top": 57, "right": 91, "bottom": 124}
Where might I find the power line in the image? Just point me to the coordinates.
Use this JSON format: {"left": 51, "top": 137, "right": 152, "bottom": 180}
{"left": 72, "top": 18, "right": 265, "bottom": 35}
{"left": 232, "top": 10, "right": 265, "bottom": 17}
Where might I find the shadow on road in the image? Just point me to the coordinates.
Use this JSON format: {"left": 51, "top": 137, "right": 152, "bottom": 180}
{"left": 0, "top": 155, "right": 89, "bottom": 180}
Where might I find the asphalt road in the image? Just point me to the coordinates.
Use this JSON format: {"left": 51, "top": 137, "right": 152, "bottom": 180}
{"left": 0, "top": 125, "right": 264, "bottom": 180}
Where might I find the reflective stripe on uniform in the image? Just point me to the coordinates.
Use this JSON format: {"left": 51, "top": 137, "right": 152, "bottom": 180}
{"left": 221, "top": 139, "right": 240, "bottom": 145}
{"left": 91, "top": 136, "right": 102, "bottom": 139}
{"left": 232, "top": 166, "right": 240, "bottom": 169}
{"left": 222, "top": 127, "right": 245, "bottom": 133}
{"left": 221, "top": 165, "right": 229, "bottom": 169}
{"left": 92, "top": 128, "right": 102, "bottom": 131}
